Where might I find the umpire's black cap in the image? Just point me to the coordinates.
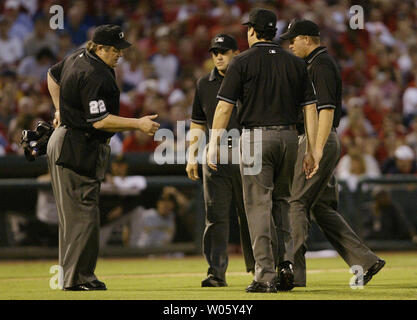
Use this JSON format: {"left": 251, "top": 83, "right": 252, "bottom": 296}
{"left": 92, "top": 24, "right": 132, "bottom": 50}
{"left": 279, "top": 19, "right": 320, "bottom": 40}
{"left": 242, "top": 8, "right": 277, "bottom": 32}
{"left": 209, "top": 34, "right": 238, "bottom": 52}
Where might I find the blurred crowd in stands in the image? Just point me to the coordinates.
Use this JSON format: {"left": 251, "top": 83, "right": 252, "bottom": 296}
{"left": 1, "top": 0, "right": 417, "bottom": 188}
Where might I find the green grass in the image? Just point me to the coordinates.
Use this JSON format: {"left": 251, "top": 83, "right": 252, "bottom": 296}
{"left": 0, "top": 252, "right": 416, "bottom": 300}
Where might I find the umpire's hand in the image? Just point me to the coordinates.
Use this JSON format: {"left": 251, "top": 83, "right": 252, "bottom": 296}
{"left": 138, "top": 114, "right": 160, "bottom": 136}
{"left": 186, "top": 163, "right": 199, "bottom": 181}
{"left": 303, "top": 150, "right": 320, "bottom": 179}
{"left": 53, "top": 110, "right": 60, "bottom": 128}
{"left": 207, "top": 144, "right": 220, "bottom": 171}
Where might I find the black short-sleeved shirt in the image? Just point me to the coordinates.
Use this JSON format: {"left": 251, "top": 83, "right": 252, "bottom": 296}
{"left": 305, "top": 46, "right": 342, "bottom": 128}
{"left": 191, "top": 68, "right": 240, "bottom": 131}
{"left": 48, "top": 48, "right": 120, "bottom": 139}
{"left": 216, "top": 41, "right": 317, "bottom": 127}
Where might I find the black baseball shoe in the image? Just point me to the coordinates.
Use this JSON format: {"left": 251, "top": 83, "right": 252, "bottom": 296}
{"left": 64, "top": 280, "right": 107, "bottom": 291}
{"left": 363, "top": 259, "right": 386, "bottom": 285}
{"left": 201, "top": 275, "right": 227, "bottom": 287}
{"left": 277, "top": 261, "right": 295, "bottom": 291}
{"left": 246, "top": 280, "right": 277, "bottom": 293}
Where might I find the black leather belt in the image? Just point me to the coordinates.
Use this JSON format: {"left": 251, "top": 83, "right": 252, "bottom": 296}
{"left": 244, "top": 125, "right": 296, "bottom": 131}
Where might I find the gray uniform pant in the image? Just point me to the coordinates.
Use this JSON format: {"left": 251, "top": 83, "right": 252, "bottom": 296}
{"left": 202, "top": 145, "right": 255, "bottom": 281}
{"left": 289, "top": 132, "right": 379, "bottom": 286}
{"left": 240, "top": 128, "right": 298, "bottom": 283}
{"left": 47, "top": 126, "right": 110, "bottom": 288}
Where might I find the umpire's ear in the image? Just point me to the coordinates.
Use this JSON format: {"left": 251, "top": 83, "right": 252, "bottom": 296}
{"left": 247, "top": 26, "right": 255, "bottom": 37}
{"left": 233, "top": 50, "right": 240, "bottom": 56}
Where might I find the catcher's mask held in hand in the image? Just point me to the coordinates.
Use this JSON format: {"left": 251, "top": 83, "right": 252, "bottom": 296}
{"left": 21, "top": 121, "right": 54, "bottom": 161}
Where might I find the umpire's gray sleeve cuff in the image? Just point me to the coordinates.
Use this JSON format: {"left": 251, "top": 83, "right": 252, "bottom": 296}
{"left": 217, "top": 95, "right": 237, "bottom": 105}
{"left": 191, "top": 119, "right": 206, "bottom": 124}
{"left": 317, "top": 104, "right": 336, "bottom": 110}
{"left": 86, "top": 112, "right": 110, "bottom": 123}
{"left": 300, "top": 100, "right": 317, "bottom": 107}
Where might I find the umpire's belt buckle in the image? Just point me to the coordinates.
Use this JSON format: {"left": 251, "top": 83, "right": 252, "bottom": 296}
{"left": 227, "top": 137, "right": 239, "bottom": 148}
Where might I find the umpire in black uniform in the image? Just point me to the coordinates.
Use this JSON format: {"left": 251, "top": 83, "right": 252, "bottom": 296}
{"left": 280, "top": 19, "right": 385, "bottom": 287}
{"left": 47, "top": 25, "right": 160, "bottom": 290}
{"left": 186, "top": 34, "right": 255, "bottom": 287}
{"left": 207, "top": 9, "right": 319, "bottom": 293}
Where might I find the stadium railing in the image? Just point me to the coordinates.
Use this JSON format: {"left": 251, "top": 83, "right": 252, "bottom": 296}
{"left": 1, "top": 154, "right": 417, "bottom": 258}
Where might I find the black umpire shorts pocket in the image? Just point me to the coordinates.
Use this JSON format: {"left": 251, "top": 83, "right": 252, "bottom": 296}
{"left": 55, "top": 128, "right": 99, "bottom": 178}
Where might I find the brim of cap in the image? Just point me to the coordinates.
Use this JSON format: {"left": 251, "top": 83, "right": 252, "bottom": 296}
{"left": 209, "top": 45, "right": 235, "bottom": 52}
{"left": 279, "top": 31, "right": 297, "bottom": 40}
{"left": 242, "top": 23, "right": 275, "bottom": 32}
{"left": 114, "top": 40, "right": 132, "bottom": 50}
